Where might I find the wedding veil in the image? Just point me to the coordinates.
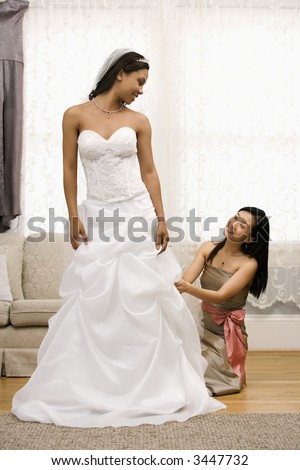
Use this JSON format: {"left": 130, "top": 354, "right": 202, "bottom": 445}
{"left": 82, "top": 48, "right": 143, "bottom": 102}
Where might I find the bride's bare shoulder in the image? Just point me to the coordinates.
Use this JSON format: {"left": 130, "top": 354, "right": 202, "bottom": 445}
{"left": 62, "top": 102, "right": 92, "bottom": 128}
{"left": 63, "top": 102, "right": 88, "bottom": 117}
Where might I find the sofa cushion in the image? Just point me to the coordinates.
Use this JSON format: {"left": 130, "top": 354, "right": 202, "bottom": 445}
{"left": 22, "top": 232, "right": 74, "bottom": 299}
{"left": 0, "top": 233, "right": 25, "bottom": 300}
{"left": 0, "top": 301, "right": 10, "bottom": 326}
{"left": 10, "top": 299, "right": 63, "bottom": 326}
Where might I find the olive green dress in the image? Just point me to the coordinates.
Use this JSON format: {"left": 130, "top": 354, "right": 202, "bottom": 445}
{"left": 200, "top": 265, "right": 249, "bottom": 396}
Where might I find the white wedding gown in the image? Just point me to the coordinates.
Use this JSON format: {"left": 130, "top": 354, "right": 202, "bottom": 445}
{"left": 12, "top": 127, "right": 225, "bottom": 427}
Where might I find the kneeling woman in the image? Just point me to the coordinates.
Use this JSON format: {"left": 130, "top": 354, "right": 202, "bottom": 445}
{"left": 175, "top": 207, "right": 269, "bottom": 396}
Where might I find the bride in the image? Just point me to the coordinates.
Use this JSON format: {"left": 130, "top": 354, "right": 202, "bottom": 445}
{"left": 12, "top": 49, "right": 225, "bottom": 427}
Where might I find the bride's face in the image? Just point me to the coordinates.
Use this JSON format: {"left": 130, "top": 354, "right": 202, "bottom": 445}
{"left": 117, "top": 69, "right": 148, "bottom": 104}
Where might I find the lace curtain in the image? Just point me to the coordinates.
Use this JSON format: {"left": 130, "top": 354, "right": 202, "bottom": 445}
{"left": 21, "top": 0, "right": 300, "bottom": 245}
{"left": 13, "top": 0, "right": 298, "bottom": 310}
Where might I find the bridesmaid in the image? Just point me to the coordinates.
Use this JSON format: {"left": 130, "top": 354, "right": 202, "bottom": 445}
{"left": 175, "top": 207, "right": 269, "bottom": 395}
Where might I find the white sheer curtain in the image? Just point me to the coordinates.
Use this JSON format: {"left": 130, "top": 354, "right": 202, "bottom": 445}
{"left": 21, "top": 0, "right": 300, "bottom": 243}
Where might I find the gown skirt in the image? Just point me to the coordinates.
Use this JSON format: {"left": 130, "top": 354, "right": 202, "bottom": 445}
{"left": 12, "top": 192, "right": 225, "bottom": 427}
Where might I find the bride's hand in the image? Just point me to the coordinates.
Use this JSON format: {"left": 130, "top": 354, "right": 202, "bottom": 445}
{"left": 69, "top": 216, "right": 88, "bottom": 250}
{"left": 156, "top": 221, "right": 169, "bottom": 254}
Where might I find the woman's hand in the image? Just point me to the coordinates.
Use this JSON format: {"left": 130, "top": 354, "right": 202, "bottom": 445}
{"left": 156, "top": 221, "right": 169, "bottom": 254}
{"left": 175, "top": 279, "right": 192, "bottom": 294}
{"left": 69, "top": 216, "right": 88, "bottom": 250}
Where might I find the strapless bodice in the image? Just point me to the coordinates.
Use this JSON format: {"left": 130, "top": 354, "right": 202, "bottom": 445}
{"left": 200, "top": 264, "right": 249, "bottom": 311}
{"left": 78, "top": 128, "right": 147, "bottom": 202}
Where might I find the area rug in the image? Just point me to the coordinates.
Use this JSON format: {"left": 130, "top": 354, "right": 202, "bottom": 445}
{"left": 0, "top": 412, "right": 299, "bottom": 450}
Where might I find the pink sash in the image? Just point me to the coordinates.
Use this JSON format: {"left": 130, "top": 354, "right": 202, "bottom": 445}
{"left": 201, "top": 301, "right": 247, "bottom": 385}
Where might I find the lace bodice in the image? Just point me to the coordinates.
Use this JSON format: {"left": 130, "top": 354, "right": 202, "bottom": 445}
{"left": 78, "top": 128, "right": 147, "bottom": 202}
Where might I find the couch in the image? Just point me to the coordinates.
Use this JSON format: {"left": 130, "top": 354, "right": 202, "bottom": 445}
{"left": 0, "top": 232, "right": 74, "bottom": 377}
{"left": 0, "top": 232, "right": 202, "bottom": 377}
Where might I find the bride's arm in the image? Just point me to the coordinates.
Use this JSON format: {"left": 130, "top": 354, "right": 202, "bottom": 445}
{"left": 62, "top": 107, "right": 87, "bottom": 249}
{"left": 136, "top": 114, "right": 169, "bottom": 253}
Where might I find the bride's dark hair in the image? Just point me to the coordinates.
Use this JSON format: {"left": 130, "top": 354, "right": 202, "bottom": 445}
{"left": 207, "top": 207, "right": 270, "bottom": 298}
{"left": 89, "top": 52, "right": 149, "bottom": 100}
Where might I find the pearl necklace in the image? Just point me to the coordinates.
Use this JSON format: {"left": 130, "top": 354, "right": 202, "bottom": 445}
{"left": 92, "top": 98, "right": 125, "bottom": 118}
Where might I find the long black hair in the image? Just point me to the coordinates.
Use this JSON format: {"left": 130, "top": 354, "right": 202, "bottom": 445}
{"left": 89, "top": 52, "right": 149, "bottom": 100}
{"left": 207, "top": 207, "right": 270, "bottom": 298}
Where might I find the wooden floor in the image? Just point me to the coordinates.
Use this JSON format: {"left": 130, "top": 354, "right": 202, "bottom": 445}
{"left": 1, "top": 351, "right": 300, "bottom": 414}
